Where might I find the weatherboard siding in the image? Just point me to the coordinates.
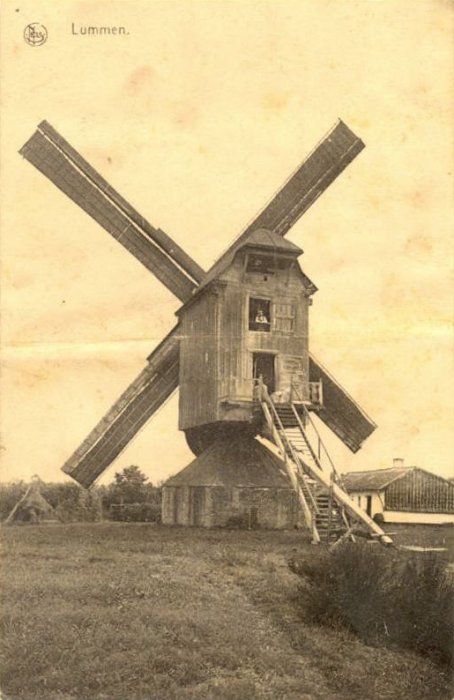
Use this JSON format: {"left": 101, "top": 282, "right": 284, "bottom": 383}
{"left": 178, "top": 248, "right": 311, "bottom": 430}
{"left": 385, "top": 469, "right": 454, "bottom": 514}
{"left": 178, "top": 290, "right": 219, "bottom": 430}
{"left": 218, "top": 285, "right": 247, "bottom": 402}
{"left": 218, "top": 253, "right": 310, "bottom": 405}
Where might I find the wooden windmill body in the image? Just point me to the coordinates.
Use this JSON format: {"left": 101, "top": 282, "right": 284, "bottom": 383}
{"left": 20, "top": 120, "right": 392, "bottom": 543}
{"left": 178, "top": 230, "right": 314, "bottom": 451}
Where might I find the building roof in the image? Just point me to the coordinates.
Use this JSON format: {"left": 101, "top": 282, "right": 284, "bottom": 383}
{"left": 243, "top": 228, "right": 303, "bottom": 254}
{"left": 165, "top": 436, "right": 292, "bottom": 488}
{"left": 191, "top": 228, "right": 302, "bottom": 298}
{"left": 342, "top": 467, "right": 414, "bottom": 492}
{"left": 177, "top": 227, "right": 312, "bottom": 315}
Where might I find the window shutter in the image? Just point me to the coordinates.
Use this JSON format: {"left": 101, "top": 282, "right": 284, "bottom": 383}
{"left": 274, "top": 303, "right": 295, "bottom": 332}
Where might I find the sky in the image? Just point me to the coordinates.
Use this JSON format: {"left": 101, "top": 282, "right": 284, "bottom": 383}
{"left": 1, "top": 0, "right": 453, "bottom": 485}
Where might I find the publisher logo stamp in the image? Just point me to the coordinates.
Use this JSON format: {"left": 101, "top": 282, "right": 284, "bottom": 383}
{"left": 24, "top": 23, "right": 48, "bottom": 47}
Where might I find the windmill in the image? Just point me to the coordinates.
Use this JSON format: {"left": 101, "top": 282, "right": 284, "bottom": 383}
{"left": 19, "top": 120, "right": 392, "bottom": 545}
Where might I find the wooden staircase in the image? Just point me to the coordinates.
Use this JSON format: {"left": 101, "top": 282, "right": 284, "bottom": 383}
{"left": 274, "top": 405, "right": 300, "bottom": 429}
{"left": 314, "top": 491, "right": 345, "bottom": 543}
{"left": 256, "top": 379, "right": 393, "bottom": 547}
{"left": 274, "top": 407, "right": 347, "bottom": 543}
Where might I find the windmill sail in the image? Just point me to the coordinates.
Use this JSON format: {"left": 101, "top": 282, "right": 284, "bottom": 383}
{"left": 309, "top": 354, "right": 376, "bottom": 452}
{"left": 19, "top": 123, "right": 203, "bottom": 301}
{"left": 244, "top": 120, "right": 364, "bottom": 237}
{"left": 20, "top": 119, "right": 374, "bottom": 487}
{"left": 62, "top": 327, "right": 180, "bottom": 487}
{"left": 194, "top": 120, "right": 364, "bottom": 295}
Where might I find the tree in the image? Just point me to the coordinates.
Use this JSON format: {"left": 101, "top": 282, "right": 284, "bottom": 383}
{"left": 110, "top": 466, "right": 150, "bottom": 504}
{"left": 47, "top": 482, "right": 102, "bottom": 522}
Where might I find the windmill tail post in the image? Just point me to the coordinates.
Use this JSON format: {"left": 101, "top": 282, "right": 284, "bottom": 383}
{"left": 255, "top": 378, "right": 393, "bottom": 547}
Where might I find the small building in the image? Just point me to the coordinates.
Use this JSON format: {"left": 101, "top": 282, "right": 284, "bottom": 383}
{"left": 342, "top": 460, "right": 454, "bottom": 525}
{"left": 162, "top": 435, "right": 301, "bottom": 529}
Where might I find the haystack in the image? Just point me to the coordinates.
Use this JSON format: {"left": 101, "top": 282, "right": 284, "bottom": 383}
{"left": 5, "top": 478, "right": 58, "bottom": 524}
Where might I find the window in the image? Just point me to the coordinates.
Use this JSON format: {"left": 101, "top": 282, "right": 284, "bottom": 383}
{"left": 309, "top": 380, "right": 323, "bottom": 405}
{"left": 246, "top": 254, "right": 291, "bottom": 275}
{"left": 274, "top": 303, "right": 295, "bottom": 332}
{"left": 249, "top": 298, "right": 271, "bottom": 332}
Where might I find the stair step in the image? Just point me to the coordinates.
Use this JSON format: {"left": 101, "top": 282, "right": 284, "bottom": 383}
{"left": 316, "top": 518, "right": 343, "bottom": 524}
{"left": 317, "top": 508, "right": 341, "bottom": 515}
{"left": 261, "top": 398, "right": 362, "bottom": 542}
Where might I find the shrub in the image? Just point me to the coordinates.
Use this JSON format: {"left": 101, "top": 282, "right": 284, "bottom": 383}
{"left": 109, "top": 502, "right": 161, "bottom": 522}
{"left": 289, "top": 542, "right": 453, "bottom": 667}
{"left": 52, "top": 483, "right": 102, "bottom": 522}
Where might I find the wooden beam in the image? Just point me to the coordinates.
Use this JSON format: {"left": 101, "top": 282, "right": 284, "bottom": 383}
{"left": 20, "top": 129, "right": 198, "bottom": 301}
{"left": 37, "top": 122, "right": 206, "bottom": 285}
{"left": 241, "top": 120, "right": 365, "bottom": 238}
{"left": 261, "top": 401, "right": 320, "bottom": 544}
{"left": 62, "top": 327, "right": 180, "bottom": 487}
{"left": 309, "top": 354, "right": 377, "bottom": 453}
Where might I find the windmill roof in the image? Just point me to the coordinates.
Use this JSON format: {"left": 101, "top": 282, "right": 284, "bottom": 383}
{"left": 342, "top": 467, "right": 415, "bottom": 492}
{"left": 177, "top": 228, "right": 308, "bottom": 315}
{"left": 196, "top": 229, "right": 302, "bottom": 294}
{"left": 165, "top": 436, "right": 292, "bottom": 488}
{"left": 243, "top": 228, "right": 303, "bottom": 253}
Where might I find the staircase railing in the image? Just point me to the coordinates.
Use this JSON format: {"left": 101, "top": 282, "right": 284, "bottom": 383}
{"left": 288, "top": 380, "right": 350, "bottom": 540}
{"left": 290, "top": 399, "right": 352, "bottom": 535}
{"left": 259, "top": 377, "right": 393, "bottom": 547}
{"left": 289, "top": 405, "right": 350, "bottom": 541}
{"left": 290, "top": 402, "right": 392, "bottom": 545}
{"left": 256, "top": 378, "right": 320, "bottom": 544}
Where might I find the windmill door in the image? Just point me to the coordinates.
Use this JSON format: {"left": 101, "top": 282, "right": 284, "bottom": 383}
{"left": 253, "top": 353, "right": 275, "bottom": 395}
{"left": 191, "top": 486, "right": 204, "bottom": 526}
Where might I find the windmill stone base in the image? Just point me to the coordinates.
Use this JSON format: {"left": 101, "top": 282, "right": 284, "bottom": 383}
{"left": 162, "top": 435, "right": 301, "bottom": 529}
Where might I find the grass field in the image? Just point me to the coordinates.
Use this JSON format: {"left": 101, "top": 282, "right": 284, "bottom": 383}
{"left": 1, "top": 523, "right": 453, "bottom": 700}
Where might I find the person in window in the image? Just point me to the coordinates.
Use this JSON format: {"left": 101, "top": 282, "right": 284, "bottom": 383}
{"left": 255, "top": 308, "right": 269, "bottom": 326}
